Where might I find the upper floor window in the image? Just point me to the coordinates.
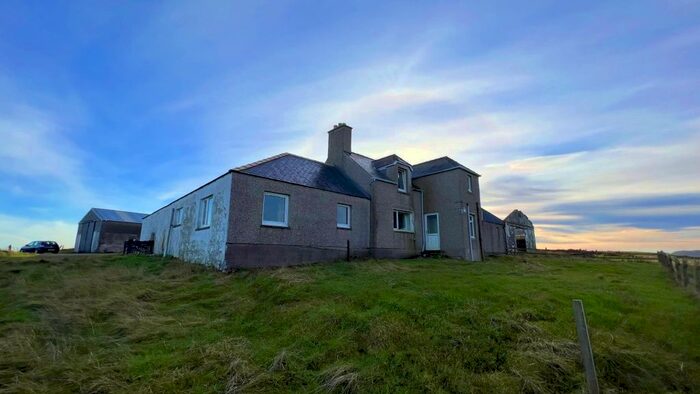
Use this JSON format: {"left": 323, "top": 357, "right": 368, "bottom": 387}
{"left": 468, "top": 213, "right": 476, "bottom": 239}
{"left": 198, "top": 196, "right": 213, "bottom": 228}
{"left": 393, "top": 210, "right": 414, "bottom": 232}
{"left": 337, "top": 204, "right": 351, "bottom": 229}
{"left": 467, "top": 175, "right": 473, "bottom": 193}
{"left": 172, "top": 207, "right": 183, "bottom": 227}
{"left": 262, "top": 192, "right": 289, "bottom": 227}
{"left": 397, "top": 168, "right": 408, "bottom": 192}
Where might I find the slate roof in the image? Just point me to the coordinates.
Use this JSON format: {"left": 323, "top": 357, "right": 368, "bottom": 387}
{"left": 90, "top": 208, "right": 147, "bottom": 223}
{"left": 347, "top": 152, "right": 391, "bottom": 182}
{"left": 481, "top": 208, "right": 504, "bottom": 225}
{"left": 372, "top": 154, "right": 413, "bottom": 170}
{"left": 412, "top": 157, "right": 480, "bottom": 179}
{"left": 347, "top": 152, "right": 415, "bottom": 183}
{"left": 234, "top": 153, "right": 370, "bottom": 199}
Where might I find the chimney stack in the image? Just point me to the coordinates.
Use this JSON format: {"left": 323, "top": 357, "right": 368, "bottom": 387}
{"left": 326, "top": 123, "right": 352, "bottom": 166}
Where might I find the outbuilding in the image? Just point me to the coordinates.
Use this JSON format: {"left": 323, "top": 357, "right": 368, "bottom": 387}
{"left": 75, "top": 208, "right": 147, "bottom": 253}
{"left": 504, "top": 210, "right": 537, "bottom": 252}
{"left": 480, "top": 208, "right": 507, "bottom": 255}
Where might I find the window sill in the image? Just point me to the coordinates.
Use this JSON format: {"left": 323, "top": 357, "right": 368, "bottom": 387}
{"left": 337, "top": 226, "right": 352, "bottom": 230}
{"left": 195, "top": 225, "right": 210, "bottom": 231}
{"left": 393, "top": 229, "right": 415, "bottom": 234}
{"left": 261, "top": 224, "right": 289, "bottom": 229}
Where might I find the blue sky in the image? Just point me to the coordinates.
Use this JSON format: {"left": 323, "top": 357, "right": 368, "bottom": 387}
{"left": 1, "top": 0, "right": 699, "bottom": 252}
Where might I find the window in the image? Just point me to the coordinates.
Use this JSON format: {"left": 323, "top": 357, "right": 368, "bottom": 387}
{"left": 262, "top": 192, "right": 289, "bottom": 227}
{"left": 172, "top": 207, "right": 183, "bottom": 227}
{"left": 337, "top": 204, "right": 351, "bottom": 229}
{"left": 397, "top": 168, "right": 408, "bottom": 192}
{"left": 467, "top": 175, "right": 473, "bottom": 193}
{"left": 393, "top": 210, "right": 414, "bottom": 232}
{"left": 198, "top": 196, "right": 213, "bottom": 228}
{"left": 468, "top": 213, "right": 476, "bottom": 239}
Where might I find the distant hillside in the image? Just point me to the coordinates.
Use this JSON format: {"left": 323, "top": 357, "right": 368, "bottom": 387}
{"left": 673, "top": 250, "right": 700, "bottom": 258}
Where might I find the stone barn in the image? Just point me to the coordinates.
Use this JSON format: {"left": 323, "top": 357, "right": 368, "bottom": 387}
{"left": 75, "top": 208, "right": 147, "bottom": 253}
{"left": 480, "top": 208, "right": 507, "bottom": 255}
{"left": 504, "top": 210, "right": 537, "bottom": 252}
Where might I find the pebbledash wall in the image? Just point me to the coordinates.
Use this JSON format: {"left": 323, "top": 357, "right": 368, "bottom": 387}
{"left": 140, "top": 173, "right": 232, "bottom": 270}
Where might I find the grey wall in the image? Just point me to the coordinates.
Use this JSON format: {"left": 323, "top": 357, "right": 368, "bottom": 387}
{"left": 226, "top": 172, "right": 371, "bottom": 269}
{"left": 140, "top": 173, "right": 232, "bottom": 269}
{"left": 481, "top": 221, "right": 506, "bottom": 255}
{"left": 413, "top": 169, "right": 483, "bottom": 261}
{"left": 369, "top": 180, "right": 423, "bottom": 258}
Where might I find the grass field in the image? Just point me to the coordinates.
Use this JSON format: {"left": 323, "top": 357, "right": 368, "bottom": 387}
{"left": 1, "top": 252, "right": 698, "bottom": 393}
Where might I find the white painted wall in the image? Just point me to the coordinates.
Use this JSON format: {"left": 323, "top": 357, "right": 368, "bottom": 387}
{"left": 140, "top": 173, "right": 232, "bottom": 270}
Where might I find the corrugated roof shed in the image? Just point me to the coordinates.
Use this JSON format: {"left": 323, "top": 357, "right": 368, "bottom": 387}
{"left": 234, "top": 153, "right": 370, "bottom": 199}
{"left": 89, "top": 208, "right": 147, "bottom": 223}
{"left": 413, "top": 157, "right": 480, "bottom": 179}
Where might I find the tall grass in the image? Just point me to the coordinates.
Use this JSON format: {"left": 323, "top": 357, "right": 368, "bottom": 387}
{"left": 1, "top": 253, "right": 698, "bottom": 392}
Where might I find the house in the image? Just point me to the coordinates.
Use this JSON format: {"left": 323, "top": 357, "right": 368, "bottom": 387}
{"left": 504, "top": 210, "right": 537, "bottom": 252}
{"left": 75, "top": 208, "right": 147, "bottom": 253}
{"left": 140, "top": 124, "right": 522, "bottom": 270}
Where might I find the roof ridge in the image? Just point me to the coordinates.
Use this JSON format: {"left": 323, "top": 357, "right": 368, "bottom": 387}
{"left": 92, "top": 207, "right": 147, "bottom": 215}
{"left": 232, "top": 152, "right": 290, "bottom": 171}
{"left": 413, "top": 156, "right": 452, "bottom": 167}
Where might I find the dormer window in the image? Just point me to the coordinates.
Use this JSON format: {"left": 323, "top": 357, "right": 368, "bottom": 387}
{"left": 397, "top": 168, "right": 408, "bottom": 192}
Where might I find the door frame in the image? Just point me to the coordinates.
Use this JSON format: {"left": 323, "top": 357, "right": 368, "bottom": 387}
{"left": 423, "top": 212, "right": 440, "bottom": 251}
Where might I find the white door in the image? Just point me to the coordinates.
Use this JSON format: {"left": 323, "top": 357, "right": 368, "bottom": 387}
{"left": 424, "top": 213, "right": 440, "bottom": 251}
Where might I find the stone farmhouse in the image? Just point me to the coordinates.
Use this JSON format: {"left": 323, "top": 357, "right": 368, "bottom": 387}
{"left": 140, "top": 124, "right": 535, "bottom": 270}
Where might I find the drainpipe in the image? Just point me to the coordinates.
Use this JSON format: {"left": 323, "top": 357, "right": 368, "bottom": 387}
{"left": 476, "top": 202, "right": 484, "bottom": 261}
{"left": 419, "top": 189, "right": 425, "bottom": 252}
{"left": 466, "top": 203, "right": 474, "bottom": 261}
{"left": 163, "top": 209, "right": 174, "bottom": 258}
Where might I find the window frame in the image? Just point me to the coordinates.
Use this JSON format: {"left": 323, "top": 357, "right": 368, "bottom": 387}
{"left": 336, "top": 203, "right": 352, "bottom": 229}
{"left": 397, "top": 168, "right": 408, "bottom": 193}
{"left": 468, "top": 213, "right": 476, "bottom": 239}
{"left": 172, "top": 207, "right": 183, "bottom": 227}
{"left": 197, "top": 195, "right": 213, "bottom": 229}
{"left": 262, "top": 192, "right": 289, "bottom": 228}
{"left": 393, "top": 210, "right": 414, "bottom": 233}
{"left": 467, "top": 174, "right": 473, "bottom": 193}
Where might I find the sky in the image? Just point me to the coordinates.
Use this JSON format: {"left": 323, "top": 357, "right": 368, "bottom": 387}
{"left": 0, "top": 0, "right": 699, "bottom": 252}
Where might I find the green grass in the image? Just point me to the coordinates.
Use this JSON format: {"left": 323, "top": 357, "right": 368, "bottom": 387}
{"left": 0, "top": 253, "right": 698, "bottom": 393}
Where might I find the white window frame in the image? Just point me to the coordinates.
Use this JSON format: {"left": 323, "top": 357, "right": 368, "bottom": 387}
{"left": 337, "top": 204, "right": 351, "bottom": 229}
{"left": 198, "top": 195, "right": 213, "bottom": 229}
{"left": 467, "top": 175, "right": 473, "bottom": 193}
{"left": 172, "top": 207, "right": 183, "bottom": 227}
{"left": 262, "top": 192, "right": 289, "bottom": 227}
{"left": 397, "top": 168, "right": 408, "bottom": 192}
{"left": 393, "top": 210, "right": 414, "bottom": 232}
{"left": 468, "top": 213, "right": 476, "bottom": 239}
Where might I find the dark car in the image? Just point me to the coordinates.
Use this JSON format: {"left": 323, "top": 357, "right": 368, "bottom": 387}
{"left": 20, "top": 241, "right": 60, "bottom": 254}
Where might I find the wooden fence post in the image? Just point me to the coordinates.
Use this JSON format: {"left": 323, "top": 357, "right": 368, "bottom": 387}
{"left": 573, "top": 299, "right": 600, "bottom": 394}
